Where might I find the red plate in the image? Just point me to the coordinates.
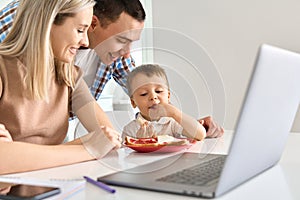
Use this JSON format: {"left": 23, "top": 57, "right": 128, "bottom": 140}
{"left": 124, "top": 139, "right": 197, "bottom": 153}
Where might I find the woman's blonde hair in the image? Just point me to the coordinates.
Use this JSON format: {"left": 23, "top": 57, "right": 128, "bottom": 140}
{"left": 0, "top": 0, "right": 95, "bottom": 100}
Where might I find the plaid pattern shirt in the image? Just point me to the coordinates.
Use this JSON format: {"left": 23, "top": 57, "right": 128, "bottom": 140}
{"left": 0, "top": 0, "right": 135, "bottom": 101}
{"left": 91, "top": 55, "right": 134, "bottom": 100}
{"left": 0, "top": 0, "right": 18, "bottom": 42}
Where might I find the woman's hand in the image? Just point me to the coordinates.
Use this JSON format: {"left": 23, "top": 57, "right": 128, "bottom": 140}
{"left": 100, "top": 126, "right": 122, "bottom": 149}
{"left": 198, "top": 116, "right": 224, "bottom": 138}
{"left": 80, "top": 126, "right": 122, "bottom": 159}
{"left": 0, "top": 186, "right": 11, "bottom": 195}
{"left": 0, "top": 124, "right": 13, "bottom": 142}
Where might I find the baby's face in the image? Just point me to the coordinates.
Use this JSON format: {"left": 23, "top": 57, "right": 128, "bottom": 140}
{"left": 130, "top": 74, "right": 170, "bottom": 120}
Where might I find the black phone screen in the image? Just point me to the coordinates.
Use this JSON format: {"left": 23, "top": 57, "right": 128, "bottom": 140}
{"left": 0, "top": 182, "right": 61, "bottom": 200}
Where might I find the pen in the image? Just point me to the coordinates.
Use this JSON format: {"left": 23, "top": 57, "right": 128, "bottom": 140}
{"left": 83, "top": 176, "right": 116, "bottom": 193}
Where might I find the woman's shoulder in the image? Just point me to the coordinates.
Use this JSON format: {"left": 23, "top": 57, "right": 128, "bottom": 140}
{"left": 0, "top": 55, "right": 12, "bottom": 62}
{"left": 0, "top": 55, "right": 18, "bottom": 71}
{"left": 0, "top": 56, "right": 2, "bottom": 97}
{"left": 72, "top": 64, "right": 84, "bottom": 82}
{"left": 0, "top": 55, "right": 4, "bottom": 65}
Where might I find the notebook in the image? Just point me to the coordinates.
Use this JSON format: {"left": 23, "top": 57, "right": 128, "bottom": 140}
{"left": 97, "top": 44, "right": 300, "bottom": 198}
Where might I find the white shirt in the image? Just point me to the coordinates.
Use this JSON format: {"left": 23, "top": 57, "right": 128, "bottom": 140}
{"left": 75, "top": 49, "right": 99, "bottom": 88}
{"left": 122, "top": 113, "right": 184, "bottom": 140}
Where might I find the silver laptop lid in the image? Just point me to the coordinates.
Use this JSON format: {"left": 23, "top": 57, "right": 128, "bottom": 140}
{"left": 216, "top": 44, "right": 300, "bottom": 196}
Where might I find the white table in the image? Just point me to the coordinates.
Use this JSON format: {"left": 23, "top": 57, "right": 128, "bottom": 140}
{"left": 2, "top": 131, "right": 300, "bottom": 200}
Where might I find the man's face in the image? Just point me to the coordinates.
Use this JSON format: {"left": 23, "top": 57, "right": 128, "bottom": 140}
{"left": 89, "top": 12, "right": 144, "bottom": 65}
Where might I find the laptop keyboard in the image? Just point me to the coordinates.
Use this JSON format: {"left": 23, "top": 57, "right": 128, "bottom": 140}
{"left": 156, "top": 156, "right": 226, "bottom": 186}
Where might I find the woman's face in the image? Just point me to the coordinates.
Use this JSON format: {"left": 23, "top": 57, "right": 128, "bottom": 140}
{"left": 50, "top": 7, "right": 93, "bottom": 63}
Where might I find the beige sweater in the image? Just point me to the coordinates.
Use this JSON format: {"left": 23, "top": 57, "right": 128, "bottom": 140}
{"left": 0, "top": 55, "right": 94, "bottom": 145}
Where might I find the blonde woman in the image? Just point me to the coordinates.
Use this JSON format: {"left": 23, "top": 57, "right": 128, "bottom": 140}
{"left": 0, "top": 0, "right": 122, "bottom": 175}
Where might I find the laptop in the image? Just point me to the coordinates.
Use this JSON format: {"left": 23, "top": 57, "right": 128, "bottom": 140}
{"left": 98, "top": 44, "right": 300, "bottom": 198}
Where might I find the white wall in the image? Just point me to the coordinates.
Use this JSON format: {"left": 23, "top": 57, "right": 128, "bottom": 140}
{"left": 0, "top": 0, "right": 11, "bottom": 9}
{"left": 151, "top": 0, "right": 300, "bottom": 131}
{"left": 2, "top": 0, "right": 299, "bottom": 132}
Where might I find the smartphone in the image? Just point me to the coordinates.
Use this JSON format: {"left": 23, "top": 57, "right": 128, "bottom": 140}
{"left": 0, "top": 182, "right": 61, "bottom": 200}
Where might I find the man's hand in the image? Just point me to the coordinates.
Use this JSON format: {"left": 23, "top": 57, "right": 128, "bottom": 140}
{"left": 198, "top": 116, "right": 224, "bottom": 138}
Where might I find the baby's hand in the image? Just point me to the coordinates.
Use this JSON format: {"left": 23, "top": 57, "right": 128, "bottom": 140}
{"left": 148, "top": 104, "right": 168, "bottom": 120}
{"left": 136, "top": 121, "right": 156, "bottom": 138}
{"left": 0, "top": 124, "right": 13, "bottom": 142}
{"left": 148, "top": 103, "right": 175, "bottom": 120}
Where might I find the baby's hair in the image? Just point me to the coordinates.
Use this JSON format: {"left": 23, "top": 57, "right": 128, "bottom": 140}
{"left": 127, "top": 64, "right": 169, "bottom": 96}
